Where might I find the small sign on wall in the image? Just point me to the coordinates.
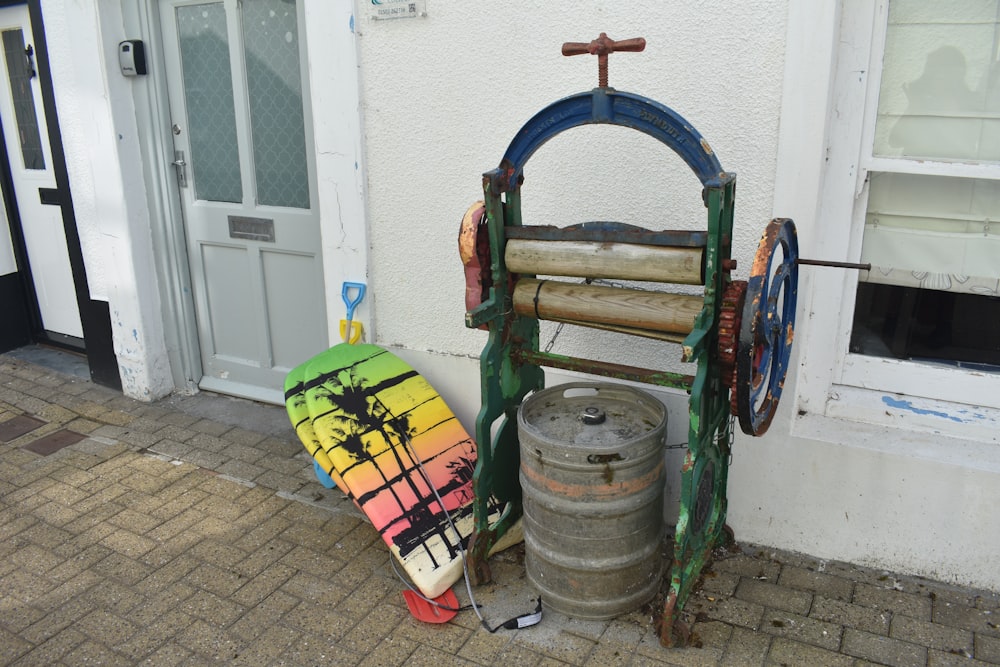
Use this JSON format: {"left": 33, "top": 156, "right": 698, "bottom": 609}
{"left": 369, "top": 0, "right": 426, "bottom": 20}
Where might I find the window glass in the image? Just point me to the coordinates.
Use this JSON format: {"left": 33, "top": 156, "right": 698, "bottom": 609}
{"left": 177, "top": 3, "right": 242, "bottom": 203}
{"left": 1, "top": 28, "right": 44, "bottom": 170}
{"left": 873, "top": 2, "right": 1000, "bottom": 162}
{"left": 243, "top": 0, "right": 310, "bottom": 209}
{"left": 853, "top": 2, "right": 1000, "bottom": 370}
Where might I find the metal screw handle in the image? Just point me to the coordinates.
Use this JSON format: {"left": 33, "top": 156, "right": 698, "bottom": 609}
{"left": 562, "top": 33, "right": 646, "bottom": 88}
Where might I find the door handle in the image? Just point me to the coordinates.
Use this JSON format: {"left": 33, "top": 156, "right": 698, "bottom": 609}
{"left": 172, "top": 150, "right": 187, "bottom": 188}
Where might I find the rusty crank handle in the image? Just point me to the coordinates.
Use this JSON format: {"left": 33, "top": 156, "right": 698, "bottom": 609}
{"left": 563, "top": 33, "right": 646, "bottom": 88}
{"left": 561, "top": 34, "right": 646, "bottom": 57}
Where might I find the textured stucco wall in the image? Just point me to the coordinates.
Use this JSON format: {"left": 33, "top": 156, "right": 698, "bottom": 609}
{"left": 355, "top": 2, "right": 788, "bottom": 369}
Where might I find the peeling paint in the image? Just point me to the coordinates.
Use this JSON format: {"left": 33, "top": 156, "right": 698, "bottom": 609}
{"left": 881, "top": 396, "right": 964, "bottom": 423}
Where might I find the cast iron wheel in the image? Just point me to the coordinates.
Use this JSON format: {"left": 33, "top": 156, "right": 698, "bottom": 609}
{"left": 734, "top": 218, "right": 799, "bottom": 436}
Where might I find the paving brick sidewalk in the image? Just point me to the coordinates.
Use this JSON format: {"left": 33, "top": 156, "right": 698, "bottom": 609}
{"left": 0, "top": 351, "right": 998, "bottom": 666}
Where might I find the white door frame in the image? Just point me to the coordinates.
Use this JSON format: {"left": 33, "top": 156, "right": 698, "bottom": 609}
{"left": 121, "top": 0, "right": 369, "bottom": 397}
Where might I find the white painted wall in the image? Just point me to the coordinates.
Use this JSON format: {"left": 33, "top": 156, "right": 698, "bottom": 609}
{"left": 303, "top": 1, "right": 370, "bottom": 345}
{"left": 354, "top": 1, "right": 788, "bottom": 369}
{"left": 41, "top": 0, "right": 173, "bottom": 398}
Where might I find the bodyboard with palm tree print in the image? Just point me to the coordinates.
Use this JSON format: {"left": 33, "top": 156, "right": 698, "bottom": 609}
{"left": 288, "top": 343, "right": 503, "bottom": 599}
{"left": 284, "top": 363, "right": 353, "bottom": 502}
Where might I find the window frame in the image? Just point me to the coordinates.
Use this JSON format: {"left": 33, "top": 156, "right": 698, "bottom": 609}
{"left": 783, "top": 0, "right": 1000, "bottom": 440}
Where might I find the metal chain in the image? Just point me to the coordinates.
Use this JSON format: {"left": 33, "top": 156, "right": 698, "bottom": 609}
{"left": 543, "top": 322, "right": 564, "bottom": 353}
{"left": 727, "top": 414, "right": 736, "bottom": 466}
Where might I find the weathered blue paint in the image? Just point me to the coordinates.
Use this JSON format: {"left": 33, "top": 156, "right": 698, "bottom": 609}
{"left": 882, "top": 396, "right": 964, "bottom": 423}
{"left": 494, "top": 88, "right": 726, "bottom": 193}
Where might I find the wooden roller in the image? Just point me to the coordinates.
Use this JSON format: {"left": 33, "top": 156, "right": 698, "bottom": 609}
{"left": 513, "top": 278, "right": 702, "bottom": 336}
{"left": 505, "top": 239, "right": 704, "bottom": 285}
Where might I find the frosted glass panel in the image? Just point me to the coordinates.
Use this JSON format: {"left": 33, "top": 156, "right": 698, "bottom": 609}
{"left": 243, "top": 0, "right": 309, "bottom": 209}
{"left": 177, "top": 3, "right": 242, "bottom": 203}
{"left": 874, "top": 2, "right": 1000, "bottom": 162}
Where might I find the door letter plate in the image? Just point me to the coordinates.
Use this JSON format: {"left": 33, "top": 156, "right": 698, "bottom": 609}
{"left": 228, "top": 216, "right": 275, "bottom": 242}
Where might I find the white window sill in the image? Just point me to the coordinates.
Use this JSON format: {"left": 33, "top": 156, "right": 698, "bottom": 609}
{"left": 792, "top": 390, "right": 1000, "bottom": 474}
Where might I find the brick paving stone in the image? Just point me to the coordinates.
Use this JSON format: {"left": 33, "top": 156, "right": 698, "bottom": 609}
{"left": 352, "top": 636, "right": 419, "bottom": 667}
{"left": 842, "top": 628, "right": 927, "bottom": 667}
{"left": 254, "top": 468, "right": 307, "bottom": 493}
{"left": 493, "top": 641, "right": 548, "bottom": 667}
{"left": 15, "top": 627, "right": 87, "bottom": 665}
{"left": 779, "top": 564, "right": 854, "bottom": 602}
{"left": 697, "top": 595, "right": 766, "bottom": 630}
{"left": 712, "top": 552, "right": 783, "bottom": 581}
{"left": 282, "top": 599, "right": 354, "bottom": 642}
{"left": 977, "top": 632, "right": 1000, "bottom": 663}
{"left": 690, "top": 619, "right": 733, "bottom": 649}
{"left": 927, "top": 649, "right": 993, "bottom": 666}
{"left": 136, "top": 641, "right": 194, "bottom": 666}
{"left": 9, "top": 542, "right": 66, "bottom": 575}
{"left": 700, "top": 569, "right": 741, "bottom": 597}
{"left": 934, "top": 601, "right": 1000, "bottom": 637}
{"left": 178, "top": 589, "right": 246, "bottom": 627}
{"left": 279, "top": 637, "right": 365, "bottom": 666}
{"left": 229, "top": 623, "right": 301, "bottom": 666}
{"left": 811, "top": 595, "right": 891, "bottom": 635}
{"left": 891, "top": 614, "right": 974, "bottom": 654}
{"left": 63, "top": 639, "right": 134, "bottom": 667}
{"left": 190, "top": 418, "right": 233, "bottom": 437}
{"left": 395, "top": 615, "right": 478, "bottom": 655}
{"left": 518, "top": 628, "right": 599, "bottom": 664}
{"left": 0, "top": 599, "right": 47, "bottom": 634}
{"left": 156, "top": 410, "right": 201, "bottom": 428}
{"left": 75, "top": 608, "right": 140, "bottom": 646}
{"left": 106, "top": 506, "right": 164, "bottom": 534}
{"left": 736, "top": 578, "right": 814, "bottom": 616}
{"left": 173, "top": 618, "right": 242, "bottom": 661}
{"left": 186, "top": 561, "right": 247, "bottom": 597}
{"left": 657, "top": 645, "right": 726, "bottom": 666}
{"left": 0, "top": 627, "right": 33, "bottom": 664}
{"left": 100, "top": 526, "right": 159, "bottom": 558}
{"left": 854, "top": 582, "right": 933, "bottom": 621}
{"left": 765, "top": 637, "right": 854, "bottom": 667}
{"left": 257, "top": 435, "right": 301, "bottom": 458}
{"left": 457, "top": 627, "right": 513, "bottom": 663}
{"left": 761, "top": 608, "right": 842, "bottom": 652}
{"left": 8, "top": 354, "right": 1000, "bottom": 667}
{"left": 720, "top": 625, "right": 771, "bottom": 665}
{"left": 215, "top": 458, "right": 266, "bottom": 482}
{"left": 181, "top": 448, "right": 229, "bottom": 471}
{"left": 584, "top": 642, "right": 632, "bottom": 666}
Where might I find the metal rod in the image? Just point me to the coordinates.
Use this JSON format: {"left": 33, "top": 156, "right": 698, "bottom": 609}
{"left": 515, "top": 349, "right": 694, "bottom": 390}
{"left": 796, "top": 258, "right": 871, "bottom": 271}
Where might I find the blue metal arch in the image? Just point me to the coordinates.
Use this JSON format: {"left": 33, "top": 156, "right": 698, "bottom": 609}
{"left": 490, "top": 88, "right": 727, "bottom": 192}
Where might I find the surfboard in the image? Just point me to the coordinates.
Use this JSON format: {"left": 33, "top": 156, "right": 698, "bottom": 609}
{"left": 286, "top": 343, "right": 507, "bottom": 599}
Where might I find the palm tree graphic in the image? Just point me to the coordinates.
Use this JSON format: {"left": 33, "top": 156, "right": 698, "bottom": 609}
{"left": 311, "top": 357, "right": 464, "bottom": 564}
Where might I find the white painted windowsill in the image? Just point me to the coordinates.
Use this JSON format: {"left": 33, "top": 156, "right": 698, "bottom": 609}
{"left": 791, "top": 403, "right": 1000, "bottom": 475}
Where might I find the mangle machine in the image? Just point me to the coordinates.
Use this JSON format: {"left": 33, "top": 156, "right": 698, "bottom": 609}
{"left": 459, "top": 34, "right": 802, "bottom": 646}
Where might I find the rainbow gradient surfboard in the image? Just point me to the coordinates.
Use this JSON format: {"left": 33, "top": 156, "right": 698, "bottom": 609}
{"left": 285, "top": 343, "right": 508, "bottom": 599}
